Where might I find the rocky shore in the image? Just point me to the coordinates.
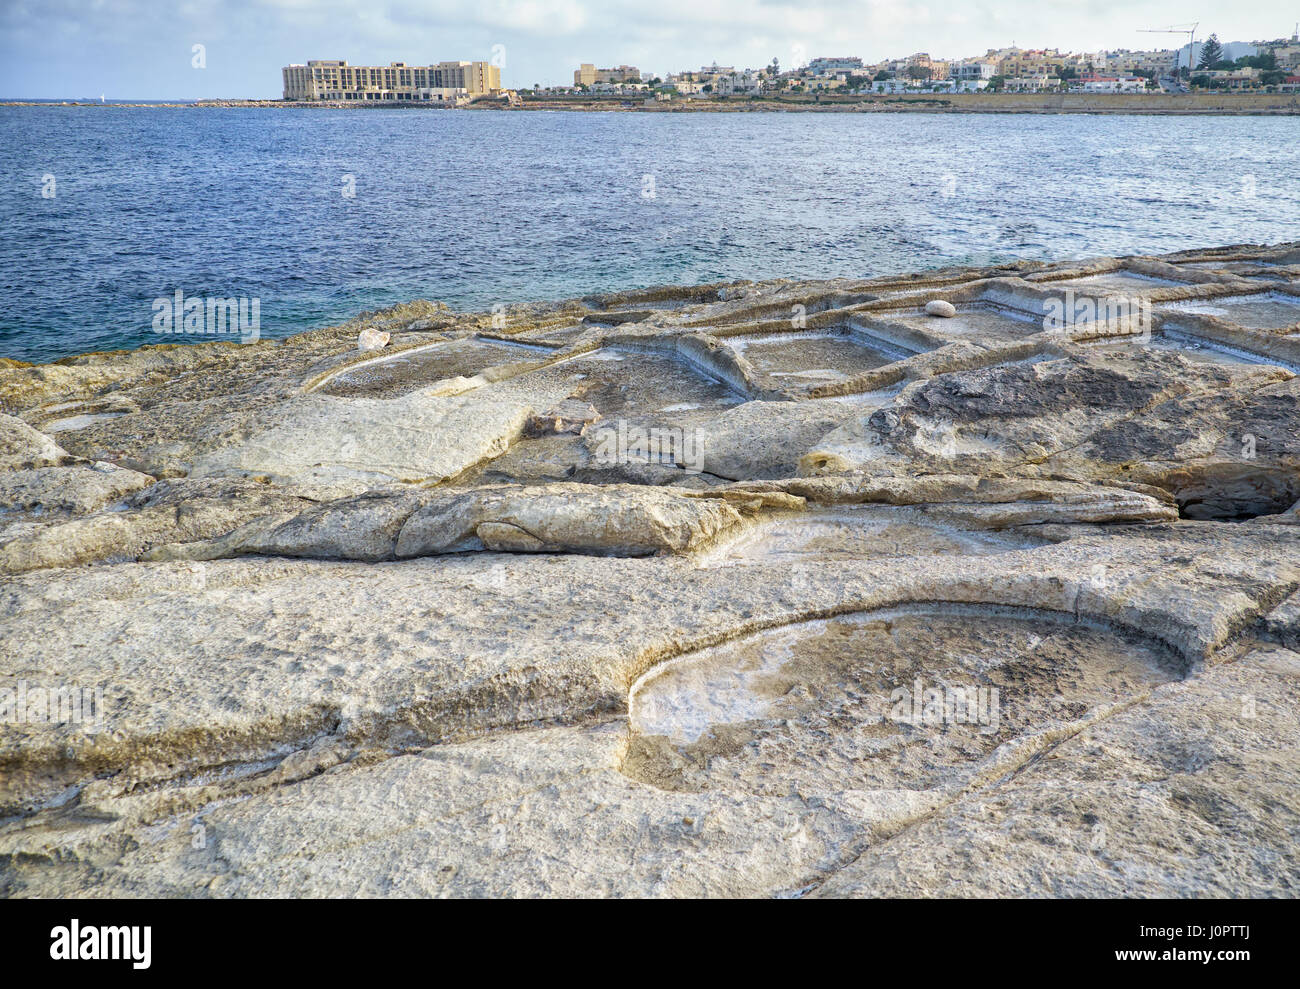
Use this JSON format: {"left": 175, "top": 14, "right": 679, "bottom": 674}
{"left": 3, "top": 243, "right": 1300, "bottom": 897}
{"left": 5, "top": 91, "right": 1298, "bottom": 114}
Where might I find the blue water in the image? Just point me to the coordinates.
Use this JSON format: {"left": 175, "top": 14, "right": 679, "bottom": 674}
{"left": 2, "top": 106, "right": 1297, "bottom": 363}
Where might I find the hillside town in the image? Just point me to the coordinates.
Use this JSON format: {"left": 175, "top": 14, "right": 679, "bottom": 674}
{"left": 276, "top": 29, "right": 1300, "bottom": 106}
{"left": 556, "top": 30, "right": 1300, "bottom": 100}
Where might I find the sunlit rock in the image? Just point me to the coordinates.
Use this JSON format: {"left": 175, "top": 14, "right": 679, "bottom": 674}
{"left": 3, "top": 242, "right": 1300, "bottom": 898}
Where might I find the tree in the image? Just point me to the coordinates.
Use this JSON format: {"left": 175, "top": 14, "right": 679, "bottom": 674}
{"left": 1238, "top": 49, "right": 1277, "bottom": 71}
{"left": 1198, "top": 34, "right": 1223, "bottom": 69}
{"left": 874, "top": 70, "right": 892, "bottom": 81}
{"left": 906, "top": 65, "right": 930, "bottom": 82}
{"left": 1058, "top": 66, "right": 1077, "bottom": 80}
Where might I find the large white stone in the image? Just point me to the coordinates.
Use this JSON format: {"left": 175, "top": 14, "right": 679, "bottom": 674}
{"left": 357, "top": 327, "right": 390, "bottom": 351}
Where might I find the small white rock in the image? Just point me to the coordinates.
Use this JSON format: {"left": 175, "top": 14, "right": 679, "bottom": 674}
{"left": 925, "top": 300, "right": 957, "bottom": 318}
{"left": 357, "top": 327, "right": 390, "bottom": 351}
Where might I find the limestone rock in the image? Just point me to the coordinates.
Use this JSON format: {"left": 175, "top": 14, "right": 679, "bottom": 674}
{"left": 189, "top": 376, "right": 574, "bottom": 496}
{"left": 802, "top": 353, "right": 1300, "bottom": 520}
{"left": 395, "top": 483, "right": 745, "bottom": 557}
{"left": 925, "top": 299, "right": 957, "bottom": 317}
{"left": 0, "top": 478, "right": 314, "bottom": 573}
{"left": 0, "top": 463, "right": 154, "bottom": 516}
{"left": 813, "top": 646, "right": 1300, "bottom": 897}
{"left": 679, "top": 399, "right": 861, "bottom": 480}
{"left": 1263, "top": 591, "right": 1300, "bottom": 650}
{"left": 5, "top": 243, "right": 1300, "bottom": 899}
{"left": 727, "top": 473, "right": 1177, "bottom": 524}
{"left": 357, "top": 327, "right": 390, "bottom": 351}
{"left": 0, "top": 413, "right": 69, "bottom": 469}
{"left": 525, "top": 400, "right": 601, "bottom": 437}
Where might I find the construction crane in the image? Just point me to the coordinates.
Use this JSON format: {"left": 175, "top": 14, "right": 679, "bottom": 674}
{"left": 1139, "top": 22, "right": 1199, "bottom": 90}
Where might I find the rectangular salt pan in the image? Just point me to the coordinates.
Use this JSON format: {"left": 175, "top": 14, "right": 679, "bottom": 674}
{"left": 1160, "top": 294, "right": 1300, "bottom": 331}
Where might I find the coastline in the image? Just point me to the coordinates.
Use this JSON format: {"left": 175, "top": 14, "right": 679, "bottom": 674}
{"left": 13, "top": 239, "right": 1300, "bottom": 369}
{"left": 4, "top": 241, "right": 1300, "bottom": 897}
{"left": 5, "top": 91, "right": 1299, "bottom": 114}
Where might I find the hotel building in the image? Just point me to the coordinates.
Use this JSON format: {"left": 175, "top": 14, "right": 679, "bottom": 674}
{"left": 573, "top": 64, "right": 641, "bottom": 86}
{"left": 282, "top": 60, "right": 502, "bottom": 101}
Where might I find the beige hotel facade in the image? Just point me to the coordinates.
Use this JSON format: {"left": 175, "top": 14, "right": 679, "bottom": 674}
{"left": 282, "top": 60, "right": 502, "bottom": 101}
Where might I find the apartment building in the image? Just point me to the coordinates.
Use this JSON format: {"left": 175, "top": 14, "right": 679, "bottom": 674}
{"left": 806, "top": 75, "right": 847, "bottom": 90}
{"left": 950, "top": 59, "right": 999, "bottom": 83}
{"left": 1101, "top": 49, "right": 1178, "bottom": 75}
{"left": 807, "top": 56, "right": 864, "bottom": 74}
{"left": 904, "top": 52, "right": 935, "bottom": 78}
{"left": 282, "top": 60, "right": 501, "bottom": 101}
{"left": 573, "top": 64, "right": 641, "bottom": 86}
{"left": 995, "top": 48, "right": 1068, "bottom": 78}
{"left": 1270, "top": 41, "right": 1300, "bottom": 69}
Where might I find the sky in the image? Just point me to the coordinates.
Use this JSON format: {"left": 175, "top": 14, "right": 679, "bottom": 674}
{"left": 1, "top": 0, "right": 1296, "bottom": 99}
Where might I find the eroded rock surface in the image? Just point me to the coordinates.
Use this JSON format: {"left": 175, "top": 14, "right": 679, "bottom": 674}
{"left": 3, "top": 245, "right": 1300, "bottom": 898}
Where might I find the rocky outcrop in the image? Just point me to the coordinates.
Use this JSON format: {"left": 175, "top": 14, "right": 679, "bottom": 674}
{"left": 0, "top": 462, "right": 153, "bottom": 516}
{"left": 0, "top": 413, "right": 69, "bottom": 469}
{"left": 3, "top": 243, "right": 1300, "bottom": 899}
{"left": 395, "top": 484, "right": 744, "bottom": 557}
{"left": 1263, "top": 590, "right": 1300, "bottom": 650}
{"left": 147, "top": 483, "right": 748, "bottom": 562}
{"left": 188, "top": 376, "right": 576, "bottom": 495}
{"left": 802, "top": 353, "right": 1300, "bottom": 520}
{"left": 525, "top": 400, "right": 601, "bottom": 437}
{"left": 812, "top": 644, "right": 1300, "bottom": 897}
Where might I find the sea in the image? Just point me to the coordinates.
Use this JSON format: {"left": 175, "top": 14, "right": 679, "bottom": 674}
{"left": 1, "top": 105, "right": 1297, "bottom": 363}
